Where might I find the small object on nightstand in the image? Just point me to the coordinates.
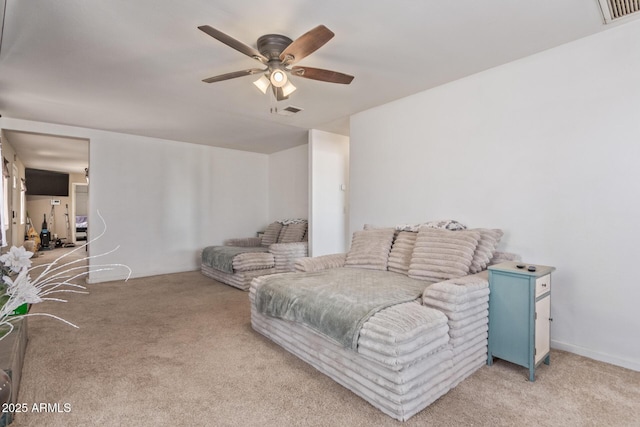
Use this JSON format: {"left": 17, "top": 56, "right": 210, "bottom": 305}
{"left": 516, "top": 264, "right": 525, "bottom": 269}
{"left": 487, "top": 261, "right": 556, "bottom": 382}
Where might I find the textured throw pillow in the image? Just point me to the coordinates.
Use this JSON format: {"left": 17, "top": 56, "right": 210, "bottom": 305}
{"left": 261, "top": 222, "right": 283, "bottom": 247}
{"left": 387, "top": 231, "right": 418, "bottom": 275}
{"left": 276, "top": 225, "right": 289, "bottom": 243}
{"left": 421, "top": 219, "right": 467, "bottom": 231}
{"left": 468, "top": 228, "right": 504, "bottom": 273}
{"left": 345, "top": 229, "right": 395, "bottom": 271}
{"left": 277, "top": 218, "right": 307, "bottom": 225}
{"left": 395, "top": 220, "right": 467, "bottom": 232}
{"left": 408, "top": 227, "right": 481, "bottom": 282}
{"left": 278, "top": 222, "right": 308, "bottom": 243}
{"left": 363, "top": 224, "right": 400, "bottom": 242}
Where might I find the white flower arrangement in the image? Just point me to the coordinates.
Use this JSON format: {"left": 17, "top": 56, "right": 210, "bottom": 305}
{"left": 0, "top": 214, "right": 131, "bottom": 340}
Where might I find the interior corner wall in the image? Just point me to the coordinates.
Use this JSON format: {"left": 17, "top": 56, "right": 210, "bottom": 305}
{"left": 350, "top": 21, "right": 640, "bottom": 371}
{"left": 309, "top": 129, "right": 349, "bottom": 257}
{"left": 0, "top": 118, "right": 269, "bottom": 282}
{"left": 268, "top": 144, "right": 309, "bottom": 223}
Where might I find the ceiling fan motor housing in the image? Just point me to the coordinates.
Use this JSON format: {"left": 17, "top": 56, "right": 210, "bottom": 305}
{"left": 257, "top": 34, "right": 293, "bottom": 60}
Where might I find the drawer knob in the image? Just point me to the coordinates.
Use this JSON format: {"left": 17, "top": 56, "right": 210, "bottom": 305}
{"left": 542, "top": 283, "right": 547, "bottom": 287}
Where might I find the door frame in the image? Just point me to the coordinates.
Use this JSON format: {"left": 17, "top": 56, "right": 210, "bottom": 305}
{"left": 71, "top": 182, "right": 88, "bottom": 243}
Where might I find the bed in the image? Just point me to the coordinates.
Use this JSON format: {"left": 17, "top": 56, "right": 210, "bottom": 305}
{"left": 76, "top": 215, "right": 88, "bottom": 241}
{"left": 250, "top": 225, "right": 517, "bottom": 421}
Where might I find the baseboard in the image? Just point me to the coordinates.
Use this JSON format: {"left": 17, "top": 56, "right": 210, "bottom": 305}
{"left": 552, "top": 339, "right": 639, "bottom": 372}
{"left": 86, "top": 271, "right": 133, "bottom": 284}
{"left": 85, "top": 267, "right": 201, "bottom": 284}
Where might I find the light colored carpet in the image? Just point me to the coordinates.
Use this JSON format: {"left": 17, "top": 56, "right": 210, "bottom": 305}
{"left": 11, "top": 270, "right": 640, "bottom": 426}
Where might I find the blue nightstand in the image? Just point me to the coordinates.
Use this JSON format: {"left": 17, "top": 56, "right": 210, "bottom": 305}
{"left": 487, "top": 262, "right": 555, "bottom": 381}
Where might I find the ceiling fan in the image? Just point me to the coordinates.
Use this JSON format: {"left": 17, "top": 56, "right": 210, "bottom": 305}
{"left": 198, "top": 24, "right": 354, "bottom": 101}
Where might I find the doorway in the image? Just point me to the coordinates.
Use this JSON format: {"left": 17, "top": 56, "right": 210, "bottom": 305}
{"left": 0, "top": 130, "right": 89, "bottom": 249}
{"left": 72, "top": 182, "right": 88, "bottom": 243}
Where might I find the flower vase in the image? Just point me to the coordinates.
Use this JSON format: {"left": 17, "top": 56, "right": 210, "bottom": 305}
{"left": 0, "top": 370, "right": 9, "bottom": 404}
{"left": 0, "top": 369, "right": 10, "bottom": 427}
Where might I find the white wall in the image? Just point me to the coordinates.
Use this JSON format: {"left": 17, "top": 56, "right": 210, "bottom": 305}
{"left": 0, "top": 118, "right": 269, "bottom": 282}
{"left": 268, "top": 144, "right": 308, "bottom": 223}
{"left": 350, "top": 21, "right": 640, "bottom": 371}
{"left": 0, "top": 132, "right": 26, "bottom": 247}
{"left": 309, "top": 129, "right": 349, "bottom": 256}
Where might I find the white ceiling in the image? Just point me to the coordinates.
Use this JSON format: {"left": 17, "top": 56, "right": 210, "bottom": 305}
{"left": 3, "top": 130, "right": 88, "bottom": 174}
{"left": 0, "top": 0, "right": 630, "bottom": 160}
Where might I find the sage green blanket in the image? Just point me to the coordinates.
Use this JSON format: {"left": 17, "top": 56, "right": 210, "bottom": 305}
{"left": 254, "top": 268, "right": 430, "bottom": 350}
{"left": 202, "top": 246, "right": 270, "bottom": 273}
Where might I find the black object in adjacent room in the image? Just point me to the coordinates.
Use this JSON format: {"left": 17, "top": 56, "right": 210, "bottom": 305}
{"left": 40, "top": 214, "right": 51, "bottom": 249}
{"left": 25, "top": 168, "right": 69, "bottom": 196}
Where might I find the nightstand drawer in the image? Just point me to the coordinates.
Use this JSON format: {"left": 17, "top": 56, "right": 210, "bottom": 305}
{"left": 535, "top": 274, "right": 551, "bottom": 297}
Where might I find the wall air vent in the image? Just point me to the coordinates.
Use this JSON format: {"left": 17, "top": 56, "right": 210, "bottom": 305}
{"left": 270, "top": 105, "right": 303, "bottom": 116}
{"left": 598, "top": 0, "right": 640, "bottom": 23}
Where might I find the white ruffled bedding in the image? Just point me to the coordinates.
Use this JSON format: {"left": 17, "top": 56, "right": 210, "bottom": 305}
{"left": 75, "top": 215, "right": 88, "bottom": 229}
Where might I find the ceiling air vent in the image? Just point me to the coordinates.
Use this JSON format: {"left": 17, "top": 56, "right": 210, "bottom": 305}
{"left": 270, "top": 105, "right": 303, "bottom": 116}
{"left": 598, "top": 0, "right": 640, "bottom": 23}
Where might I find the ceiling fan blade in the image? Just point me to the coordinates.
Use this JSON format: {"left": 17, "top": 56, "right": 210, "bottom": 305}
{"left": 291, "top": 66, "right": 354, "bottom": 84}
{"left": 279, "top": 25, "right": 334, "bottom": 65}
{"left": 198, "top": 25, "right": 268, "bottom": 64}
{"left": 202, "top": 68, "right": 265, "bottom": 83}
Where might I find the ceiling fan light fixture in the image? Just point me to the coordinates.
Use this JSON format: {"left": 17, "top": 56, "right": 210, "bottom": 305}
{"left": 269, "top": 69, "right": 287, "bottom": 87}
{"left": 281, "top": 80, "right": 297, "bottom": 97}
{"left": 253, "top": 75, "right": 270, "bottom": 94}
